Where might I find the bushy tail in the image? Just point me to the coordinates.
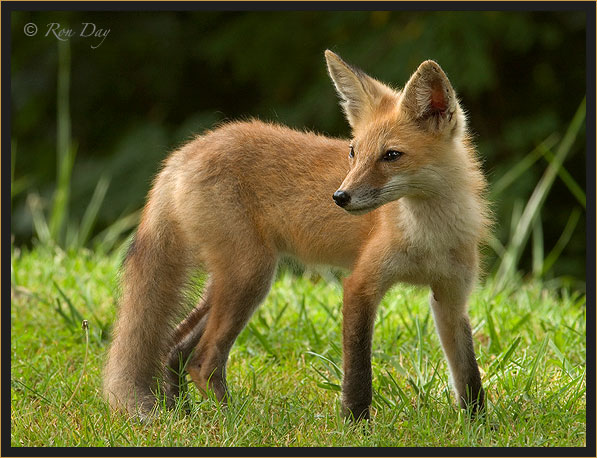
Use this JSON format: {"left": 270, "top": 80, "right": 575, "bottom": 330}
{"left": 103, "top": 203, "right": 190, "bottom": 417}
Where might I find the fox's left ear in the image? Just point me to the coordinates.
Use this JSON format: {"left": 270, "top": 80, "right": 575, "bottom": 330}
{"left": 399, "top": 60, "right": 460, "bottom": 133}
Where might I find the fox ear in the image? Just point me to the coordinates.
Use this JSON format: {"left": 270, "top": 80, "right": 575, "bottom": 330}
{"left": 325, "top": 50, "right": 393, "bottom": 130}
{"left": 399, "top": 60, "right": 459, "bottom": 133}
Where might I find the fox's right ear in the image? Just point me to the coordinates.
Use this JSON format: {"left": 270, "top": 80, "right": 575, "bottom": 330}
{"left": 325, "top": 50, "right": 393, "bottom": 130}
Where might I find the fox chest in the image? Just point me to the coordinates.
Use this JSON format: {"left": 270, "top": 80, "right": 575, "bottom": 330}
{"left": 381, "top": 230, "right": 476, "bottom": 288}
{"left": 382, "top": 203, "right": 480, "bottom": 285}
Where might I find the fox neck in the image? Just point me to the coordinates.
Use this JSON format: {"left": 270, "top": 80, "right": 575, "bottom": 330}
{"left": 398, "top": 183, "right": 484, "bottom": 253}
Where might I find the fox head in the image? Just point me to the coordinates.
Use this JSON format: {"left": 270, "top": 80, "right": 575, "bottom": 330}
{"left": 325, "top": 50, "right": 469, "bottom": 214}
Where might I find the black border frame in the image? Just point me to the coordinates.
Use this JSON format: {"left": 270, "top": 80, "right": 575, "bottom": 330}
{"left": 3, "top": 1, "right": 595, "bottom": 457}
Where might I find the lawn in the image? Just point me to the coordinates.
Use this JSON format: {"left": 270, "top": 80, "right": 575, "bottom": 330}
{"left": 10, "top": 243, "right": 586, "bottom": 447}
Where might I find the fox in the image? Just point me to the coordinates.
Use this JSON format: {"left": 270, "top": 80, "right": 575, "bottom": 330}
{"left": 103, "top": 50, "right": 491, "bottom": 421}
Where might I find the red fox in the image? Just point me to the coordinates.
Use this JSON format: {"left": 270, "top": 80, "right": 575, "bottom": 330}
{"left": 104, "top": 50, "right": 490, "bottom": 421}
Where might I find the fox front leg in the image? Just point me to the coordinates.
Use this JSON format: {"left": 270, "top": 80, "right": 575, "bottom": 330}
{"left": 430, "top": 279, "right": 485, "bottom": 415}
{"left": 341, "top": 258, "right": 391, "bottom": 421}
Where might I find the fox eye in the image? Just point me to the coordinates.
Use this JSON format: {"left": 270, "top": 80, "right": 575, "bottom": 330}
{"left": 349, "top": 145, "right": 355, "bottom": 159}
{"left": 382, "top": 149, "right": 403, "bottom": 162}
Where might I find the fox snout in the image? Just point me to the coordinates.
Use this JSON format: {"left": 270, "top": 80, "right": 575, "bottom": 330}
{"left": 332, "top": 190, "right": 351, "bottom": 208}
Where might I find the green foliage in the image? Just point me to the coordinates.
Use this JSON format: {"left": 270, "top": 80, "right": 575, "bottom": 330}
{"left": 15, "top": 38, "right": 135, "bottom": 253}
{"left": 492, "top": 98, "right": 586, "bottom": 291}
{"left": 10, "top": 246, "right": 586, "bottom": 446}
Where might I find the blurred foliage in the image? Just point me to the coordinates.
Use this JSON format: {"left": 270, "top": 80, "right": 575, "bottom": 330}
{"left": 10, "top": 10, "right": 586, "bottom": 283}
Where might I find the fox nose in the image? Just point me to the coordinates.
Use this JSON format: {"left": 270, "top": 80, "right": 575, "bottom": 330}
{"left": 333, "top": 190, "right": 351, "bottom": 207}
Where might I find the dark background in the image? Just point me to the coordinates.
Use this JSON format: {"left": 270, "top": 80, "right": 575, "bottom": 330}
{"left": 10, "top": 9, "right": 587, "bottom": 286}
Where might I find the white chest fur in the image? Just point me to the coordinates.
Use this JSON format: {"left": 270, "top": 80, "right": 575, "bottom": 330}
{"left": 388, "top": 194, "right": 482, "bottom": 285}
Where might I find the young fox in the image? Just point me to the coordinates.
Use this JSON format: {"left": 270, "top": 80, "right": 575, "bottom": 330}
{"left": 104, "top": 50, "right": 490, "bottom": 421}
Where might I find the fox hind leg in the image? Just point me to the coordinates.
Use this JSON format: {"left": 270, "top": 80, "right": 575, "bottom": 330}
{"left": 187, "top": 246, "right": 277, "bottom": 402}
{"left": 165, "top": 285, "right": 212, "bottom": 402}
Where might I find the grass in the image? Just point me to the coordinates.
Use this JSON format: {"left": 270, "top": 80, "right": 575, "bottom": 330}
{"left": 10, "top": 244, "right": 586, "bottom": 448}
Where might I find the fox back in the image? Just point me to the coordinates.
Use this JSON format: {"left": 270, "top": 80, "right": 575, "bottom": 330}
{"left": 104, "top": 51, "right": 489, "bottom": 421}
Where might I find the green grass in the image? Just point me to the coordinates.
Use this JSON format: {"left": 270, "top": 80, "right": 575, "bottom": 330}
{"left": 10, "top": 244, "right": 586, "bottom": 447}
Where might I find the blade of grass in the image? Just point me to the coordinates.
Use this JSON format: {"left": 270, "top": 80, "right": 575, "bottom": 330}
{"left": 489, "top": 133, "right": 559, "bottom": 198}
{"left": 385, "top": 369, "right": 410, "bottom": 406}
{"left": 27, "top": 194, "right": 51, "bottom": 245}
{"left": 64, "top": 320, "right": 89, "bottom": 407}
{"left": 54, "top": 280, "right": 84, "bottom": 328}
{"left": 485, "top": 309, "right": 502, "bottom": 354}
{"left": 564, "top": 369, "right": 586, "bottom": 410}
{"left": 77, "top": 175, "right": 111, "bottom": 248}
{"left": 74, "top": 277, "right": 108, "bottom": 334}
{"left": 545, "top": 371, "right": 584, "bottom": 403}
{"left": 490, "top": 200, "right": 522, "bottom": 277}
{"left": 50, "top": 39, "right": 76, "bottom": 243}
{"left": 509, "top": 199, "right": 523, "bottom": 239}
{"left": 305, "top": 350, "right": 342, "bottom": 379}
{"left": 65, "top": 220, "right": 79, "bottom": 249}
{"left": 547, "top": 339, "right": 574, "bottom": 377}
{"left": 488, "top": 336, "right": 521, "bottom": 373}
{"left": 523, "top": 336, "right": 549, "bottom": 394}
{"left": 541, "top": 207, "right": 582, "bottom": 276}
{"left": 12, "top": 379, "right": 58, "bottom": 407}
{"left": 314, "top": 297, "right": 337, "bottom": 321}
{"left": 246, "top": 323, "right": 277, "bottom": 361}
{"left": 510, "top": 312, "right": 532, "bottom": 333}
{"left": 531, "top": 211, "right": 544, "bottom": 278}
{"left": 414, "top": 317, "right": 426, "bottom": 387}
{"left": 397, "top": 310, "right": 414, "bottom": 337}
{"left": 373, "top": 388, "right": 396, "bottom": 409}
{"left": 487, "top": 235, "right": 506, "bottom": 259}
{"left": 538, "top": 144, "right": 586, "bottom": 209}
{"left": 54, "top": 298, "right": 78, "bottom": 328}
{"left": 495, "top": 98, "right": 586, "bottom": 289}
{"left": 92, "top": 209, "right": 141, "bottom": 252}
{"left": 271, "top": 301, "right": 289, "bottom": 328}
